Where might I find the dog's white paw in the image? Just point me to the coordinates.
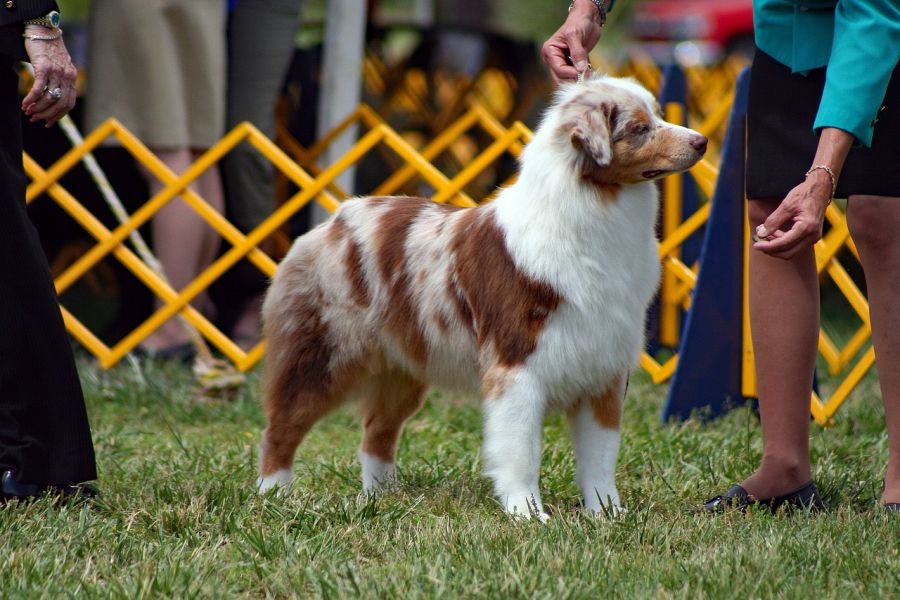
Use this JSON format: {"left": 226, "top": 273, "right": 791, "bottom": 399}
{"left": 586, "top": 504, "right": 627, "bottom": 518}
{"left": 504, "top": 492, "right": 549, "bottom": 522}
{"left": 257, "top": 469, "right": 293, "bottom": 494}
{"left": 359, "top": 450, "right": 397, "bottom": 494}
{"left": 583, "top": 488, "right": 625, "bottom": 516}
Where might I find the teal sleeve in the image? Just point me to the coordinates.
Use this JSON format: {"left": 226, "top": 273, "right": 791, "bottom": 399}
{"left": 814, "top": 0, "right": 900, "bottom": 146}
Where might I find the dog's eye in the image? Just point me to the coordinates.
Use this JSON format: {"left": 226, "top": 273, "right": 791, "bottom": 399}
{"left": 630, "top": 122, "right": 651, "bottom": 135}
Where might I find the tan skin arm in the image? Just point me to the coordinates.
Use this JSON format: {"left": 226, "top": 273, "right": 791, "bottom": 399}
{"left": 541, "top": 0, "right": 604, "bottom": 84}
{"left": 753, "top": 127, "right": 855, "bottom": 260}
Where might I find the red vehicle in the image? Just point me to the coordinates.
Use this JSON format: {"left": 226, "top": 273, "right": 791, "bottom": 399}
{"left": 631, "top": 0, "right": 754, "bottom": 65}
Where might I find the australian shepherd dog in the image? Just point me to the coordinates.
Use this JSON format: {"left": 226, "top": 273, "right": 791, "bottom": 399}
{"left": 256, "top": 75, "right": 707, "bottom": 519}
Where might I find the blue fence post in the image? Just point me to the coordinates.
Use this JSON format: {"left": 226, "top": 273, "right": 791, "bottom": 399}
{"left": 648, "top": 65, "right": 703, "bottom": 352}
{"left": 661, "top": 68, "right": 751, "bottom": 422}
{"left": 659, "top": 65, "right": 702, "bottom": 266}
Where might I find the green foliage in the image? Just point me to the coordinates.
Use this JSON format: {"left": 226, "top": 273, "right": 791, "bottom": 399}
{"left": 1, "top": 358, "right": 896, "bottom": 598}
{"left": 56, "top": 0, "right": 90, "bottom": 23}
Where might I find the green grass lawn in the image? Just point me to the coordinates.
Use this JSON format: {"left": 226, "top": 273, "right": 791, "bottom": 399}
{"left": 1, "top": 356, "right": 897, "bottom": 599}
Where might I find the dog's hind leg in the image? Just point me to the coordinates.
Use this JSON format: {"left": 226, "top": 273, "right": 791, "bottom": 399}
{"left": 257, "top": 392, "right": 342, "bottom": 492}
{"left": 257, "top": 297, "right": 350, "bottom": 493}
{"left": 567, "top": 374, "right": 627, "bottom": 515}
{"left": 481, "top": 368, "right": 548, "bottom": 520}
{"left": 357, "top": 371, "right": 426, "bottom": 493}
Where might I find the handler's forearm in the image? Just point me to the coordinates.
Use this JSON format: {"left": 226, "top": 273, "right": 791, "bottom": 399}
{"left": 810, "top": 127, "right": 854, "bottom": 182}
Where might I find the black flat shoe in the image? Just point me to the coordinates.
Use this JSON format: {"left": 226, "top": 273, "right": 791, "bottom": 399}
{"left": 697, "top": 480, "right": 824, "bottom": 514}
{"left": 1, "top": 469, "right": 98, "bottom": 504}
{"left": 884, "top": 502, "right": 900, "bottom": 514}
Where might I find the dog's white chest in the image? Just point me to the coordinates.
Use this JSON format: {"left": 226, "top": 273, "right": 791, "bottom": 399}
{"left": 494, "top": 185, "right": 661, "bottom": 401}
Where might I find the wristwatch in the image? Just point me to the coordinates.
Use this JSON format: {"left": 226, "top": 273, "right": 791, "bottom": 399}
{"left": 24, "top": 10, "right": 61, "bottom": 28}
{"left": 568, "top": 1, "right": 608, "bottom": 26}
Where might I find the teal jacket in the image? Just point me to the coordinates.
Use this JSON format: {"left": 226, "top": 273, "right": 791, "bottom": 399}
{"left": 754, "top": 0, "right": 900, "bottom": 146}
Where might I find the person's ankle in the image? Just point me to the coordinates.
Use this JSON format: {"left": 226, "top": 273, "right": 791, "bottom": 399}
{"left": 758, "top": 453, "right": 811, "bottom": 486}
{"left": 884, "top": 457, "right": 900, "bottom": 481}
{"left": 740, "top": 454, "right": 812, "bottom": 499}
{"left": 882, "top": 461, "right": 900, "bottom": 501}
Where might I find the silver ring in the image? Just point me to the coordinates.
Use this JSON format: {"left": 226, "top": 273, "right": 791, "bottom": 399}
{"left": 47, "top": 87, "right": 63, "bottom": 99}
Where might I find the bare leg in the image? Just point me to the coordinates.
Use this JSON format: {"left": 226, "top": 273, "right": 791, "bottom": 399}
{"left": 357, "top": 372, "right": 425, "bottom": 492}
{"left": 232, "top": 294, "right": 264, "bottom": 350}
{"left": 141, "top": 148, "right": 224, "bottom": 351}
{"left": 846, "top": 195, "right": 900, "bottom": 505}
{"left": 567, "top": 374, "right": 626, "bottom": 514}
{"left": 191, "top": 149, "right": 225, "bottom": 275}
{"left": 741, "top": 199, "right": 818, "bottom": 499}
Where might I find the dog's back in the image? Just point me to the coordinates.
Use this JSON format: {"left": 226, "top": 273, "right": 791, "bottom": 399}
{"left": 264, "top": 197, "right": 478, "bottom": 394}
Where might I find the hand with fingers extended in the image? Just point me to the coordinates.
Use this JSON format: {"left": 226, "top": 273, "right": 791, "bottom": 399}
{"left": 752, "top": 168, "right": 835, "bottom": 260}
{"left": 541, "top": 0, "right": 604, "bottom": 84}
{"left": 22, "top": 29, "right": 77, "bottom": 127}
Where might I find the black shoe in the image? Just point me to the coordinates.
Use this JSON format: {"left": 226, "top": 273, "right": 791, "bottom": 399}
{"left": 1, "top": 469, "right": 40, "bottom": 501}
{"left": 1, "top": 469, "right": 98, "bottom": 504}
{"left": 698, "top": 480, "right": 824, "bottom": 514}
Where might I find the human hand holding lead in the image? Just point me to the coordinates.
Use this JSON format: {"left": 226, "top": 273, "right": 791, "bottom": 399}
{"left": 541, "top": 0, "right": 603, "bottom": 84}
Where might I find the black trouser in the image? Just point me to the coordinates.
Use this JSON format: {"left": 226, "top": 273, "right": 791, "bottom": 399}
{"left": 0, "top": 56, "right": 96, "bottom": 486}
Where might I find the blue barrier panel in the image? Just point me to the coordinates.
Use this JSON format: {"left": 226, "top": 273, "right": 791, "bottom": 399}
{"left": 662, "top": 68, "right": 750, "bottom": 422}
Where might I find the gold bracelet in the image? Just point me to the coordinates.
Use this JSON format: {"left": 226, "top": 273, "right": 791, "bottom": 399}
{"left": 23, "top": 26, "right": 63, "bottom": 41}
{"left": 805, "top": 164, "right": 836, "bottom": 203}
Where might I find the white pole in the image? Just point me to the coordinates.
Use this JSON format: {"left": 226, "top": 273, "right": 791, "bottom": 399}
{"left": 413, "top": 0, "right": 434, "bottom": 27}
{"left": 314, "top": 0, "right": 367, "bottom": 225}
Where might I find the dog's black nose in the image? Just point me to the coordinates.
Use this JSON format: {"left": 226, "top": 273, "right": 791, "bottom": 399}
{"left": 691, "top": 135, "right": 708, "bottom": 155}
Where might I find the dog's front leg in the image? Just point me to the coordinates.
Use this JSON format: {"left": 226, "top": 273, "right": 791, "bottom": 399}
{"left": 481, "top": 371, "right": 548, "bottom": 520}
{"left": 567, "top": 375, "right": 627, "bottom": 516}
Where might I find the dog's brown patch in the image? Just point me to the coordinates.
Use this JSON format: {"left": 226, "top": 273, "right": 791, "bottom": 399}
{"left": 327, "top": 213, "right": 347, "bottom": 245}
{"left": 446, "top": 210, "right": 478, "bottom": 330}
{"left": 375, "top": 197, "right": 430, "bottom": 364}
{"left": 448, "top": 276, "right": 474, "bottom": 330}
{"left": 260, "top": 270, "right": 342, "bottom": 474}
{"left": 344, "top": 236, "right": 370, "bottom": 307}
{"left": 582, "top": 176, "right": 622, "bottom": 198}
{"left": 264, "top": 300, "right": 333, "bottom": 404}
{"left": 453, "top": 209, "right": 561, "bottom": 366}
{"left": 360, "top": 373, "right": 426, "bottom": 462}
{"left": 481, "top": 365, "right": 514, "bottom": 400}
{"left": 629, "top": 110, "right": 652, "bottom": 129}
{"left": 591, "top": 375, "right": 625, "bottom": 430}
{"left": 435, "top": 311, "right": 451, "bottom": 333}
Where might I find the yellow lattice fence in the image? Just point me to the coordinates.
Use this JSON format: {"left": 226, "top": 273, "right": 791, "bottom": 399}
{"left": 24, "top": 62, "right": 877, "bottom": 425}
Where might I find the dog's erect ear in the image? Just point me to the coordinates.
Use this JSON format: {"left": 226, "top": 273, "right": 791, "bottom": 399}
{"left": 568, "top": 103, "right": 616, "bottom": 168}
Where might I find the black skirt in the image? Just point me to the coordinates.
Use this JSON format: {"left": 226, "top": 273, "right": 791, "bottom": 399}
{"left": 746, "top": 48, "right": 900, "bottom": 200}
